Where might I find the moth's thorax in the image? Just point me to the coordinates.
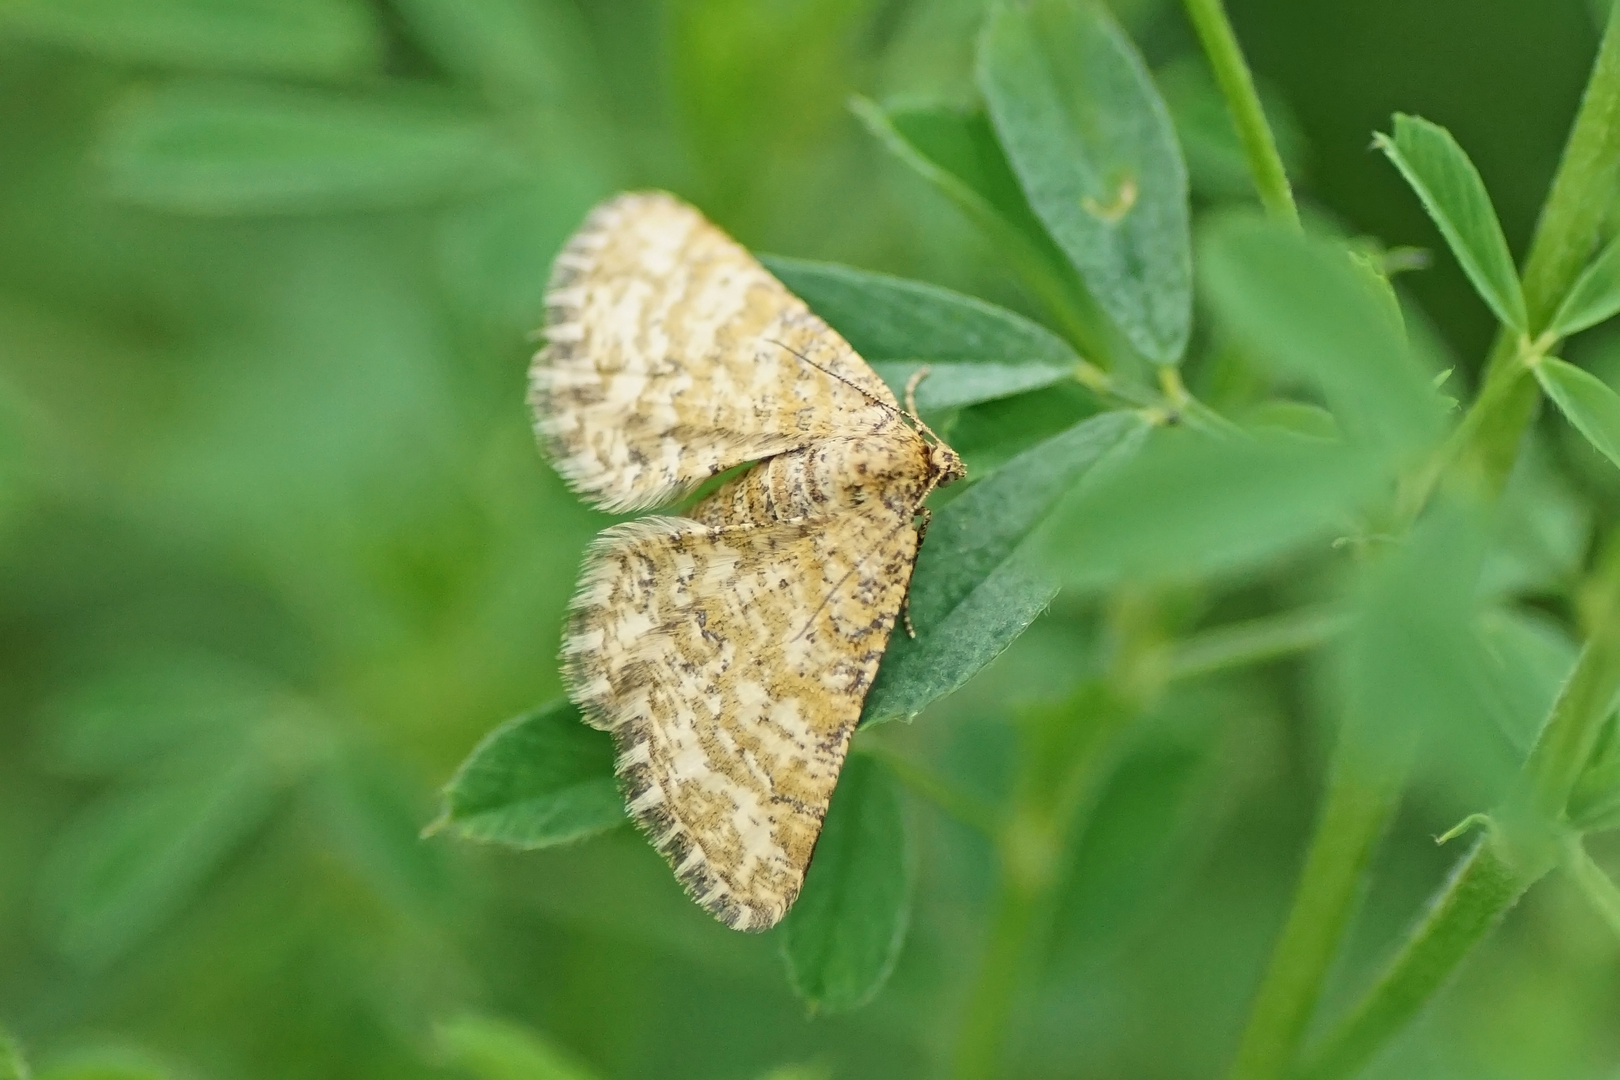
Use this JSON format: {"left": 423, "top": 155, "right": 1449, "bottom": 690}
{"left": 689, "top": 426, "right": 932, "bottom": 526}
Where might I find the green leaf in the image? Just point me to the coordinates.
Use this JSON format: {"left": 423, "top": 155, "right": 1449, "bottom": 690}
{"left": 946, "top": 381, "right": 1102, "bottom": 475}
{"left": 763, "top": 256, "right": 1080, "bottom": 411}
{"left": 389, "top": 0, "right": 593, "bottom": 106}
{"left": 874, "top": 102, "right": 1057, "bottom": 246}
{"left": 1242, "top": 400, "right": 1341, "bottom": 441}
{"left": 0, "top": 1032, "right": 29, "bottom": 1080}
{"left": 100, "top": 81, "right": 527, "bottom": 216}
{"left": 37, "top": 755, "right": 283, "bottom": 965}
{"left": 1375, "top": 114, "right": 1527, "bottom": 332}
{"left": 1481, "top": 440, "right": 1591, "bottom": 597}
{"left": 436, "top": 1015, "right": 602, "bottom": 1080}
{"left": 850, "top": 97, "right": 1098, "bottom": 351}
{"left": 872, "top": 361, "right": 1073, "bottom": 413}
{"left": 979, "top": 0, "right": 1191, "bottom": 363}
{"left": 434, "top": 701, "right": 624, "bottom": 849}
{"left": 0, "top": 0, "right": 381, "bottom": 78}
{"left": 1570, "top": 726, "right": 1620, "bottom": 832}
{"left": 1053, "top": 684, "right": 1242, "bottom": 958}
{"left": 1038, "top": 427, "right": 1385, "bottom": 586}
{"left": 1478, "top": 608, "right": 1579, "bottom": 758}
{"left": 1156, "top": 56, "right": 1305, "bottom": 202}
{"left": 863, "top": 410, "right": 1149, "bottom": 724}
{"left": 35, "top": 651, "right": 291, "bottom": 776}
{"left": 1200, "top": 214, "right": 1445, "bottom": 460}
{"left": 319, "top": 750, "right": 451, "bottom": 911}
{"left": 1343, "top": 500, "right": 1496, "bottom": 779}
{"left": 35, "top": 1048, "right": 170, "bottom": 1080}
{"left": 779, "top": 755, "right": 911, "bottom": 1012}
{"left": 1548, "top": 234, "right": 1620, "bottom": 339}
{"left": 1535, "top": 356, "right": 1620, "bottom": 469}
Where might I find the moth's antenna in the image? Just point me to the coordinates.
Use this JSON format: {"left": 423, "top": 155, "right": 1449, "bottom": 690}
{"left": 904, "top": 367, "right": 926, "bottom": 416}
{"left": 899, "top": 365, "right": 948, "bottom": 449}
{"left": 765, "top": 339, "right": 902, "bottom": 417}
{"left": 767, "top": 339, "right": 950, "bottom": 449}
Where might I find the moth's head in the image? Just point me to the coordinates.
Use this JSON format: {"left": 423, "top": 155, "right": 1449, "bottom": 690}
{"left": 929, "top": 442, "right": 966, "bottom": 489}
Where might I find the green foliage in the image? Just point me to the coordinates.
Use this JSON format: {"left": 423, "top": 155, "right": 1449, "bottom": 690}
{"left": 1548, "top": 234, "right": 1620, "bottom": 339}
{"left": 1039, "top": 426, "right": 1381, "bottom": 585}
{"left": 850, "top": 96, "right": 1099, "bottom": 350}
{"left": 432, "top": 701, "right": 623, "bottom": 849}
{"left": 764, "top": 256, "right": 1080, "bottom": 411}
{"left": 1535, "top": 355, "right": 1620, "bottom": 470}
{"left": 0, "top": 1033, "right": 28, "bottom": 1080}
{"left": 436, "top": 1015, "right": 602, "bottom": 1080}
{"left": 1342, "top": 501, "right": 1493, "bottom": 773}
{"left": 5, "top": 2, "right": 1620, "bottom": 1079}
{"left": 779, "top": 755, "right": 911, "bottom": 1012}
{"left": 0, "top": 0, "right": 382, "bottom": 78}
{"left": 1199, "top": 214, "right": 1444, "bottom": 460}
{"left": 864, "top": 410, "right": 1147, "bottom": 723}
{"left": 100, "top": 81, "right": 528, "bottom": 215}
{"left": 34, "top": 1048, "right": 171, "bottom": 1080}
{"left": 389, "top": 0, "right": 588, "bottom": 107}
{"left": 39, "top": 756, "right": 282, "bottom": 965}
{"left": 979, "top": 0, "right": 1191, "bottom": 363}
{"left": 1375, "top": 114, "right": 1528, "bottom": 333}
{"left": 1156, "top": 57, "right": 1305, "bottom": 203}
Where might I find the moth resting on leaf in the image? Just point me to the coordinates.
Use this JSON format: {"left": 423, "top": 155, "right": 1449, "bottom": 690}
{"left": 530, "top": 192, "right": 964, "bottom": 931}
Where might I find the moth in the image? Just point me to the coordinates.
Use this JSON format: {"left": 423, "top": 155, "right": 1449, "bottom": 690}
{"left": 530, "top": 192, "right": 964, "bottom": 931}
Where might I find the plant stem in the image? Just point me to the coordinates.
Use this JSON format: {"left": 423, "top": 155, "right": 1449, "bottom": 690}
{"left": 1165, "top": 606, "right": 1346, "bottom": 683}
{"left": 949, "top": 811, "right": 1059, "bottom": 1080}
{"left": 1294, "top": 834, "right": 1543, "bottom": 1080}
{"left": 1223, "top": 730, "right": 1413, "bottom": 1080}
{"left": 1565, "top": 837, "right": 1620, "bottom": 941}
{"left": 1181, "top": 0, "right": 1299, "bottom": 229}
{"left": 1229, "top": 21, "right": 1620, "bottom": 1077}
{"left": 951, "top": 678, "right": 1142, "bottom": 1078}
{"left": 1461, "top": 0, "right": 1620, "bottom": 491}
{"left": 1297, "top": 553, "right": 1620, "bottom": 1078}
{"left": 1519, "top": 1, "right": 1620, "bottom": 333}
{"left": 1517, "top": 545, "right": 1620, "bottom": 822}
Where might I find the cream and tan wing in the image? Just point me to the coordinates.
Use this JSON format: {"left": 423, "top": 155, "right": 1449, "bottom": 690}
{"left": 530, "top": 192, "right": 900, "bottom": 513}
{"left": 562, "top": 507, "right": 918, "bottom": 931}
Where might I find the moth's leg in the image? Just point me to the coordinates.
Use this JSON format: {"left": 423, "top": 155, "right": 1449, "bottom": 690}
{"left": 900, "top": 506, "right": 932, "bottom": 639}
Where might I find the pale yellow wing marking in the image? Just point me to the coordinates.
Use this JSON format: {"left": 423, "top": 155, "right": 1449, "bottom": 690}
{"left": 561, "top": 499, "right": 918, "bottom": 931}
{"left": 530, "top": 191, "right": 900, "bottom": 513}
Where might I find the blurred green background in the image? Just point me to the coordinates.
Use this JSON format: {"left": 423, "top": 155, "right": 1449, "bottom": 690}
{"left": 1, "top": 1, "right": 1616, "bottom": 1078}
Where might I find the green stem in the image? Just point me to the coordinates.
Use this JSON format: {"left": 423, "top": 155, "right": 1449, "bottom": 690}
{"left": 1517, "top": 547, "right": 1620, "bottom": 822}
{"left": 1165, "top": 606, "right": 1346, "bottom": 683}
{"left": 951, "top": 666, "right": 1146, "bottom": 1078}
{"left": 1565, "top": 837, "right": 1620, "bottom": 941}
{"left": 949, "top": 811, "right": 1059, "bottom": 1080}
{"left": 1181, "top": 0, "right": 1299, "bottom": 228}
{"left": 1294, "top": 834, "right": 1543, "bottom": 1080}
{"left": 1520, "top": 1, "right": 1620, "bottom": 333}
{"left": 1230, "top": 26, "right": 1620, "bottom": 1075}
{"left": 1298, "top": 555, "right": 1620, "bottom": 1078}
{"left": 1462, "top": 1, "right": 1620, "bottom": 490}
{"left": 1223, "top": 729, "right": 1414, "bottom": 1080}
